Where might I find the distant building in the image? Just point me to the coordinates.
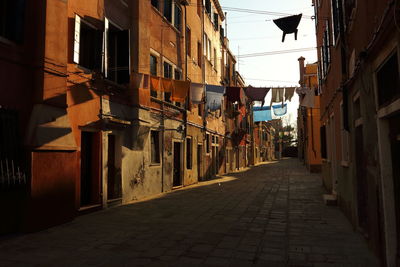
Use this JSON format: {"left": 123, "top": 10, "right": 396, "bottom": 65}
{"left": 297, "top": 57, "right": 322, "bottom": 172}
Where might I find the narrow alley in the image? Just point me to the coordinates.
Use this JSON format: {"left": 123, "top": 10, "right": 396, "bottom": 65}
{"left": 0, "top": 159, "right": 378, "bottom": 267}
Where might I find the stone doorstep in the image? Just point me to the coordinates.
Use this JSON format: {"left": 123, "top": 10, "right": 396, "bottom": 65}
{"left": 323, "top": 194, "right": 337, "bottom": 206}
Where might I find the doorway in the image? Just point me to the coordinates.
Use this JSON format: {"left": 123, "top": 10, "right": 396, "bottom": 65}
{"left": 389, "top": 115, "right": 400, "bottom": 261}
{"left": 80, "top": 131, "right": 101, "bottom": 207}
{"left": 107, "top": 135, "right": 121, "bottom": 201}
{"left": 197, "top": 144, "right": 202, "bottom": 181}
{"left": 173, "top": 142, "right": 182, "bottom": 187}
{"left": 355, "top": 125, "right": 369, "bottom": 235}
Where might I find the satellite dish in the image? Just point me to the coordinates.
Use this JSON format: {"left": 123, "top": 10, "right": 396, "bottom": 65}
{"left": 273, "top": 14, "right": 302, "bottom": 42}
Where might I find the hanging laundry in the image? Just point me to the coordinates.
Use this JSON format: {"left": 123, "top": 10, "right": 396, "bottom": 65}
{"left": 206, "top": 85, "right": 225, "bottom": 112}
{"left": 206, "top": 91, "right": 224, "bottom": 111}
{"left": 300, "top": 88, "right": 315, "bottom": 108}
{"left": 253, "top": 106, "right": 272, "bottom": 122}
{"left": 161, "top": 78, "right": 173, "bottom": 92}
{"left": 245, "top": 86, "right": 270, "bottom": 106}
{"left": 150, "top": 76, "right": 161, "bottom": 91}
{"left": 270, "top": 88, "right": 284, "bottom": 105}
{"left": 172, "top": 80, "right": 190, "bottom": 102}
{"left": 284, "top": 87, "right": 295, "bottom": 102}
{"left": 190, "top": 83, "right": 204, "bottom": 104}
{"left": 273, "top": 14, "right": 302, "bottom": 42}
{"left": 226, "top": 87, "right": 241, "bottom": 103}
{"left": 272, "top": 103, "right": 287, "bottom": 116}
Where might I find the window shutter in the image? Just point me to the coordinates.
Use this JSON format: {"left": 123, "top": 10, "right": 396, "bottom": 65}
{"left": 73, "top": 14, "right": 81, "bottom": 64}
{"left": 104, "top": 18, "right": 109, "bottom": 77}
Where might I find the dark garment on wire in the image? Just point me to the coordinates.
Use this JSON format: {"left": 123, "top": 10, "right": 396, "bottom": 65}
{"left": 226, "top": 86, "right": 241, "bottom": 103}
{"left": 245, "top": 86, "right": 270, "bottom": 105}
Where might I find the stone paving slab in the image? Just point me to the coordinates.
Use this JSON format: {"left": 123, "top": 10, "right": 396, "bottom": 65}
{"left": 0, "top": 158, "right": 380, "bottom": 266}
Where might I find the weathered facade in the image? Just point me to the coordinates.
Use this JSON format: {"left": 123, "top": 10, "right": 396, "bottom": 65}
{"left": 0, "top": 0, "right": 277, "bottom": 234}
{"left": 314, "top": 0, "right": 400, "bottom": 264}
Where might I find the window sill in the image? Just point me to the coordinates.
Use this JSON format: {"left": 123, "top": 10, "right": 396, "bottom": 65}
{"left": 341, "top": 160, "right": 349, "bottom": 167}
{"left": 0, "top": 36, "right": 19, "bottom": 47}
{"left": 149, "top": 163, "right": 161, "bottom": 167}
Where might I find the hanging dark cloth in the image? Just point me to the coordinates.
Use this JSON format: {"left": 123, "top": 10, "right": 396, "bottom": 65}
{"left": 273, "top": 14, "right": 302, "bottom": 42}
{"left": 226, "top": 87, "right": 241, "bottom": 103}
{"left": 245, "top": 86, "right": 270, "bottom": 106}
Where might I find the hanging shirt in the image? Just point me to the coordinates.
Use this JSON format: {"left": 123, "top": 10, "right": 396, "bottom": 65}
{"left": 284, "top": 87, "right": 295, "bottom": 102}
{"left": 270, "top": 88, "right": 284, "bottom": 105}
{"left": 272, "top": 103, "right": 288, "bottom": 116}
{"left": 190, "top": 83, "right": 204, "bottom": 104}
{"left": 172, "top": 80, "right": 190, "bottom": 102}
{"left": 300, "top": 88, "right": 315, "bottom": 108}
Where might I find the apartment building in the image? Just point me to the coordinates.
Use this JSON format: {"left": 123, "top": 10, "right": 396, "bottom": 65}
{"left": 314, "top": 0, "right": 399, "bottom": 264}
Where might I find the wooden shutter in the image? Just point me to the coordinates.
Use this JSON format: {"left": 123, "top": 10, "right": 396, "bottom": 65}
{"left": 104, "top": 18, "right": 109, "bottom": 77}
{"left": 73, "top": 14, "right": 81, "bottom": 64}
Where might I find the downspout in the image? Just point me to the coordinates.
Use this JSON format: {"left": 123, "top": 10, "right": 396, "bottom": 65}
{"left": 161, "top": 25, "right": 165, "bottom": 193}
{"left": 201, "top": 0, "right": 206, "bottom": 179}
{"left": 182, "top": 3, "right": 188, "bottom": 186}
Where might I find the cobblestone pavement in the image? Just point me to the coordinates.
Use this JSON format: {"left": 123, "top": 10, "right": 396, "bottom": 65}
{"left": 0, "top": 158, "right": 379, "bottom": 267}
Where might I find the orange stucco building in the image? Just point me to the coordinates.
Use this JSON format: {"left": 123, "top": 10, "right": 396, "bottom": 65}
{"left": 297, "top": 57, "right": 322, "bottom": 173}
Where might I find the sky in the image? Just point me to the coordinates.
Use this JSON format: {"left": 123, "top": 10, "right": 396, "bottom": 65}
{"left": 219, "top": 0, "right": 318, "bottom": 126}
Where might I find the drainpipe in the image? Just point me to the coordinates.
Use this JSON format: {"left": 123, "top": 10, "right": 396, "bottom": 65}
{"left": 182, "top": 2, "right": 188, "bottom": 186}
{"left": 201, "top": 0, "right": 206, "bottom": 179}
{"left": 161, "top": 25, "right": 165, "bottom": 193}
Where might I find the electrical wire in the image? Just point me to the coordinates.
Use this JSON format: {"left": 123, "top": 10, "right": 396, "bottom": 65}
{"left": 238, "top": 47, "right": 317, "bottom": 58}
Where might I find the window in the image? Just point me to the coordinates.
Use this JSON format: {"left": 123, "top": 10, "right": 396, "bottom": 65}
{"left": 174, "top": 69, "right": 182, "bottom": 80}
{"left": 0, "top": 0, "right": 25, "bottom": 43}
{"left": 164, "top": 0, "right": 172, "bottom": 22}
{"left": 320, "top": 21, "right": 331, "bottom": 78}
{"left": 105, "top": 19, "right": 130, "bottom": 84}
{"left": 197, "top": 41, "right": 202, "bottom": 66}
{"left": 150, "top": 54, "right": 158, "bottom": 76}
{"left": 164, "top": 61, "right": 173, "bottom": 102}
{"left": 330, "top": 0, "right": 342, "bottom": 45}
{"left": 320, "top": 125, "right": 327, "bottom": 159}
{"left": 186, "top": 138, "right": 192, "bottom": 169}
{"left": 205, "top": 0, "right": 211, "bottom": 14}
{"left": 164, "top": 61, "right": 173, "bottom": 78}
{"left": 206, "top": 133, "right": 210, "bottom": 153}
{"left": 186, "top": 27, "right": 191, "bottom": 57}
{"left": 73, "top": 15, "right": 103, "bottom": 71}
{"left": 213, "top": 48, "right": 217, "bottom": 67}
{"left": 376, "top": 51, "right": 400, "bottom": 107}
{"left": 340, "top": 102, "right": 349, "bottom": 163}
{"left": 174, "top": 4, "right": 182, "bottom": 31}
{"left": 207, "top": 39, "right": 211, "bottom": 61}
{"left": 203, "top": 34, "right": 207, "bottom": 56}
{"left": 150, "top": 131, "right": 160, "bottom": 164}
{"left": 151, "top": 0, "right": 159, "bottom": 10}
{"left": 213, "top": 13, "right": 219, "bottom": 30}
{"left": 198, "top": 103, "right": 203, "bottom": 116}
{"left": 150, "top": 54, "right": 158, "bottom": 97}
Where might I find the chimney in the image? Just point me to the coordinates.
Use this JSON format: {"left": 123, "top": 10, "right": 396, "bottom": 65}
{"left": 298, "top": 56, "right": 305, "bottom": 87}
